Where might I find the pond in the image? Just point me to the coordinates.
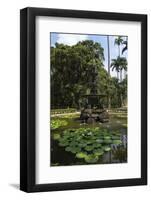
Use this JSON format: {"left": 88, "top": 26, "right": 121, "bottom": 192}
{"left": 51, "top": 111, "right": 127, "bottom": 166}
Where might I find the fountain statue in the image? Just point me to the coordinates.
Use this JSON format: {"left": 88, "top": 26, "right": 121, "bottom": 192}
{"left": 80, "top": 50, "right": 109, "bottom": 123}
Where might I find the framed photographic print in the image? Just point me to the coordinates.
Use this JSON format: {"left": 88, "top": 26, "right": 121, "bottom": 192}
{"left": 20, "top": 7, "right": 147, "bottom": 192}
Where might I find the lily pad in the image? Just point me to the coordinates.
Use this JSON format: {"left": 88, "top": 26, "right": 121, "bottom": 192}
{"left": 104, "top": 136, "right": 111, "bottom": 140}
{"left": 65, "top": 146, "right": 72, "bottom": 152}
{"left": 84, "top": 154, "right": 99, "bottom": 163}
{"left": 93, "top": 143, "right": 102, "bottom": 148}
{"left": 69, "top": 141, "right": 78, "bottom": 146}
{"left": 111, "top": 136, "right": 120, "bottom": 140}
{"left": 103, "top": 139, "right": 112, "bottom": 144}
{"left": 78, "top": 143, "right": 87, "bottom": 148}
{"left": 56, "top": 127, "right": 123, "bottom": 163}
{"left": 103, "top": 146, "right": 111, "bottom": 151}
{"left": 93, "top": 148, "right": 104, "bottom": 156}
{"left": 70, "top": 146, "right": 81, "bottom": 154}
{"left": 113, "top": 140, "right": 122, "bottom": 145}
{"left": 94, "top": 127, "right": 100, "bottom": 131}
{"left": 86, "top": 140, "right": 93, "bottom": 144}
{"left": 53, "top": 133, "right": 60, "bottom": 140}
{"left": 96, "top": 139, "right": 104, "bottom": 143}
{"left": 85, "top": 145, "right": 94, "bottom": 151}
{"left": 76, "top": 152, "right": 87, "bottom": 159}
{"left": 59, "top": 141, "right": 68, "bottom": 147}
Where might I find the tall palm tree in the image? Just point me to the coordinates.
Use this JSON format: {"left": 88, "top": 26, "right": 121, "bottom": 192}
{"left": 110, "top": 56, "right": 127, "bottom": 81}
{"left": 119, "top": 57, "right": 127, "bottom": 81}
{"left": 114, "top": 36, "right": 123, "bottom": 81}
{"left": 110, "top": 57, "right": 120, "bottom": 80}
{"left": 114, "top": 36, "right": 123, "bottom": 56}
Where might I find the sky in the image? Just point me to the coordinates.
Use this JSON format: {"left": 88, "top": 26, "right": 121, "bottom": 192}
{"left": 50, "top": 33, "right": 128, "bottom": 77}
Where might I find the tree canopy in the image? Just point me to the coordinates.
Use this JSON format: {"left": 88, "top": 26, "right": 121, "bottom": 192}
{"left": 51, "top": 40, "right": 127, "bottom": 109}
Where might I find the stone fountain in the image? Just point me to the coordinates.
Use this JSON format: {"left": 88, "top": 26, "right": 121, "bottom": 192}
{"left": 80, "top": 51, "right": 109, "bottom": 123}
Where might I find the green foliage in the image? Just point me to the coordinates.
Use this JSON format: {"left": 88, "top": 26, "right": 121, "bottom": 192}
{"left": 110, "top": 56, "right": 127, "bottom": 74}
{"left": 109, "top": 76, "right": 127, "bottom": 107}
{"left": 114, "top": 36, "right": 123, "bottom": 46}
{"left": 51, "top": 119, "right": 68, "bottom": 130}
{"left": 54, "top": 127, "right": 122, "bottom": 164}
{"left": 51, "top": 40, "right": 105, "bottom": 109}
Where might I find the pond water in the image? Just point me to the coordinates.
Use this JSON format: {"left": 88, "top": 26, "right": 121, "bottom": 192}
{"left": 51, "top": 112, "right": 127, "bottom": 166}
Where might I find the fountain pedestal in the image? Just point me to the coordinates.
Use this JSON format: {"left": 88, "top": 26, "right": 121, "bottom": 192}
{"left": 80, "top": 94, "right": 109, "bottom": 123}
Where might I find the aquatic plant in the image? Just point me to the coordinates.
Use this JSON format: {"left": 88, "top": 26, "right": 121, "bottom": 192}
{"left": 51, "top": 119, "right": 68, "bottom": 130}
{"left": 54, "top": 127, "right": 122, "bottom": 164}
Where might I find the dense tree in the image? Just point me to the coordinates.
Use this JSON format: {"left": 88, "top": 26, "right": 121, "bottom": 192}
{"left": 51, "top": 40, "right": 104, "bottom": 108}
{"left": 51, "top": 39, "right": 127, "bottom": 109}
{"left": 109, "top": 76, "right": 127, "bottom": 107}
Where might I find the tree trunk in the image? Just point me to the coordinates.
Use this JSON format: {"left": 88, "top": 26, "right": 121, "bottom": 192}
{"left": 117, "top": 71, "right": 119, "bottom": 80}
{"left": 120, "top": 69, "right": 122, "bottom": 82}
{"left": 107, "top": 36, "right": 111, "bottom": 109}
{"left": 119, "top": 45, "right": 120, "bottom": 57}
{"left": 107, "top": 36, "right": 110, "bottom": 76}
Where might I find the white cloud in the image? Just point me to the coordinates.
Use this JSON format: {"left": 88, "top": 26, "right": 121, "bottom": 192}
{"left": 57, "top": 33, "right": 88, "bottom": 46}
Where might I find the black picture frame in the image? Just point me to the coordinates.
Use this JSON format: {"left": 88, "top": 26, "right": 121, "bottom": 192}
{"left": 20, "top": 7, "right": 147, "bottom": 192}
